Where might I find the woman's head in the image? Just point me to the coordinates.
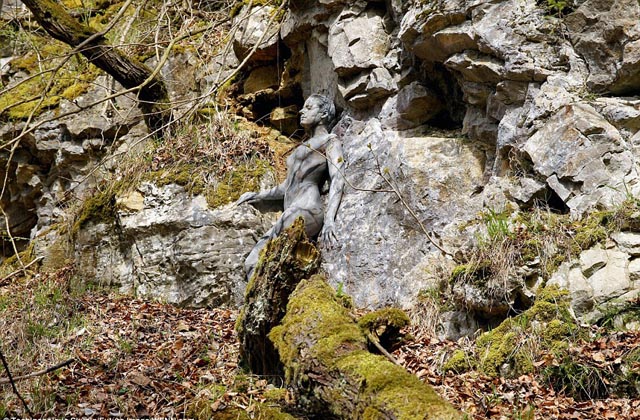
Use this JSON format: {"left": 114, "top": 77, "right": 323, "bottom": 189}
{"left": 300, "top": 94, "right": 335, "bottom": 128}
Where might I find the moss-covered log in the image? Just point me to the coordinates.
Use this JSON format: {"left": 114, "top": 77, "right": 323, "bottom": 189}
{"left": 20, "top": 0, "right": 172, "bottom": 136}
{"left": 269, "top": 275, "right": 462, "bottom": 419}
{"left": 237, "top": 218, "right": 320, "bottom": 376}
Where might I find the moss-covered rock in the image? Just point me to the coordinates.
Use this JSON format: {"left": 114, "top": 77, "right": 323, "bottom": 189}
{"left": 442, "top": 349, "right": 475, "bottom": 374}
{"left": 72, "top": 188, "right": 118, "bottom": 234}
{"left": 206, "top": 159, "right": 271, "bottom": 208}
{"left": 0, "top": 35, "right": 101, "bottom": 121}
{"left": 470, "top": 285, "right": 581, "bottom": 377}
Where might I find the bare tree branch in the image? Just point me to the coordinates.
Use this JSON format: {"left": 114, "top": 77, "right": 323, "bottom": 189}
{"left": 0, "top": 347, "right": 33, "bottom": 416}
{"left": 20, "top": 0, "right": 173, "bottom": 137}
{"left": 0, "top": 358, "right": 73, "bottom": 384}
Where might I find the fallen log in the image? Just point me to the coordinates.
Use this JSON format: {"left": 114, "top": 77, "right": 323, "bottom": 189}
{"left": 269, "top": 275, "right": 462, "bottom": 419}
{"left": 237, "top": 219, "right": 461, "bottom": 418}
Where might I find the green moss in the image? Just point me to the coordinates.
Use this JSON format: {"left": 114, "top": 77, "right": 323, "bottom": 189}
{"left": 598, "top": 299, "right": 640, "bottom": 330}
{"left": 474, "top": 285, "right": 581, "bottom": 377}
{"left": 206, "top": 159, "right": 271, "bottom": 208}
{"left": 358, "top": 308, "right": 410, "bottom": 332}
{"left": 269, "top": 275, "right": 461, "bottom": 419}
{"left": 143, "top": 164, "right": 206, "bottom": 195}
{"left": 450, "top": 264, "right": 468, "bottom": 281}
{"left": 263, "top": 387, "right": 287, "bottom": 402}
{"left": 72, "top": 189, "right": 117, "bottom": 234}
{"left": 0, "top": 241, "right": 36, "bottom": 274}
{"left": 230, "top": 0, "right": 284, "bottom": 17}
{"left": 253, "top": 405, "right": 296, "bottom": 420}
{"left": 338, "top": 351, "right": 461, "bottom": 419}
{"left": 269, "top": 276, "right": 365, "bottom": 382}
{"left": 442, "top": 350, "right": 474, "bottom": 373}
{"left": 1, "top": 36, "right": 101, "bottom": 120}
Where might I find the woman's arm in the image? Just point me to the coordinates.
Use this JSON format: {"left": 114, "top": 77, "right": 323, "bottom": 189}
{"left": 236, "top": 183, "right": 286, "bottom": 206}
{"left": 321, "top": 136, "right": 344, "bottom": 245}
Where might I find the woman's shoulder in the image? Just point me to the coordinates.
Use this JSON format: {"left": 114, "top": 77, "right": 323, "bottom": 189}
{"left": 308, "top": 133, "right": 337, "bottom": 149}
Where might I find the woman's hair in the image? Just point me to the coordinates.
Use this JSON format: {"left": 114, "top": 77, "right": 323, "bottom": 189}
{"left": 307, "top": 94, "right": 336, "bottom": 126}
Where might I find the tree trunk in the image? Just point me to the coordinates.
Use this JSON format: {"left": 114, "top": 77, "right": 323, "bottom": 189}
{"left": 269, "top": 275, "right": 463, "bottom": 419}
{"left": 237, "top": 217, "right": 321, "bottom": 376}
{"left": 20, "top": 0, "right": 172, "bottom": 137}
{"left": 237, "top": 219, "right": 461, "bottom": 419}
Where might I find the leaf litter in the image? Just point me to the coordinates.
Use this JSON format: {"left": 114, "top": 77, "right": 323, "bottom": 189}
{"left": 0, "top": 265, "right": 638, "bottom": 418}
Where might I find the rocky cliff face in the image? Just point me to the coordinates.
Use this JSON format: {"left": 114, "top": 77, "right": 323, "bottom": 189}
{"left": 2, "top": 0, "right": 640, "bottom": 332}
{"left": 268, "top": 0, "right": 640, "bottom": 314}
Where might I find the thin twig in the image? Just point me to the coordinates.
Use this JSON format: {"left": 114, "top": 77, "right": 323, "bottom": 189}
{"left": 0, "top": 256, "right": 44, "bottom": 286}
{"left": 0, "top": 358, "right": 74, "bottom": 384}
{"left": 371, "top": 150, "right": 456, "bottom": 259}
{"left": 0, "top": 347, "right": 33, "bottom": 416}
{"left": 365, "top": 331, "right": 401, "bottom": 366}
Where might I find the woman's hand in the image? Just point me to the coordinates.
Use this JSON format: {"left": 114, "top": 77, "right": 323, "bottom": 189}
{"left": 236, "top": 191, "right": 258, "bottom": 206}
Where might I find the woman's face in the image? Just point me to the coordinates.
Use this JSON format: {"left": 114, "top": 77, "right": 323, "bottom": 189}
{"left": 300, "top": 97, "right": 324, "bottom": 128}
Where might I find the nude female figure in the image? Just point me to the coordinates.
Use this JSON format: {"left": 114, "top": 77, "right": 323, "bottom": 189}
{"left": 236, "top": 94, "right": 344, "bottom": 279}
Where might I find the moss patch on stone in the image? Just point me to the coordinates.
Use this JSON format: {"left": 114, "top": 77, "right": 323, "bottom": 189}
{"left": 206, "top": 159, "right": 271, "bottom": 207}
{"left": 442, "top": 349, "right": 475, "bottom": 374}
{"left": 471, "top": 286, "right": 581, "bottom": 377}
{"left": 72, "top": 188, "right": 118, "bottom": 234}
{"left": 451, "top": 199, "right": 640, "bottom": 316}
{"left": 0, "top": 35, "right": 101, "bottom": 121}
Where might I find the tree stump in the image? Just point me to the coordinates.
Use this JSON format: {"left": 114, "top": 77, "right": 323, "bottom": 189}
{"left": 237, "top": 218, "right": 320, "bottom": 377}
{"left": 269, "top": 275, "right": 462, "bottom": 419}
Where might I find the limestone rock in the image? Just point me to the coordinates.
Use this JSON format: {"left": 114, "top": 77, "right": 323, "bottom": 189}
{"left": 243, "top": 65, "right": 280, "bottom": 94}
{"left": 233, "top": 5, "right": 281, "bottom": 64}
{"left": 270, "top": 105, "right": 299, "bottom": 135}
{"left": 549, "top": 243, "right": 636, "bottom": 320}
{"left": 565, "top": 0, "right": 640, "bottom": 94}
{"left": 74, "top": 183, "right": 277, "bottom": 307}
{"left": 520, "top": 103, "right": 638, "bottom": 215}
{"left": 321, "top": 119, "right": 486, "bottom": 308}
{"left": 445, "top": 51, "right": 504, "bottom": 85}
{"left": 328, "top": 8, "right": 390, "bottom": 77}
{"left": 612, "top": 231, "right": 640, "bottom": 256}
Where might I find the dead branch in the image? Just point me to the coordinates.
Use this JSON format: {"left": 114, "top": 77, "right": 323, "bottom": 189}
{"left": 0, "top": 256, "right": 44, "bottom": 286}
{"left": 20, "top": 0, "right": 173, "bottom": 137}
{"left": 0, "top": 358, "right": 74, "bottom": 384}
{"left": 0, "top": 347, "right": 33, "bottom": 416}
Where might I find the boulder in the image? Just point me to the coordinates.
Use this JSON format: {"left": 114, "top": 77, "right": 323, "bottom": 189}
{"left": 269, "top": 105, "right": 299, "bottom": 135}
{"left": 243, "top": 65, "right": 280, "bottom": 94}
{"left": 565, "top": 0, "right": 640, "bottom": 93}
{"left": 549, "top": 243, "right": 638, "bottom": 321}
{"left": 328, "top": 8, "right": 390, "bottom": 77}
{"left": 520, "top": 103, "right": 639, "bottom": 215}
{"left": 233, "top": 4, "right": 281, "bottom": 64}
{"left": 74, "top": 183, "right": 277, "bottom": 307}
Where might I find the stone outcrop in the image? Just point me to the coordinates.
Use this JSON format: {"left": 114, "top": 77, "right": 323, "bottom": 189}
{"left": 267, "top": 0, "right": 640, "bottom": 315}
{"left": 549, "top": 237, "right": 640, "bottom": 326}
{"left": 0, "top": 75, "right": 143, "bottom": 252}
{"left": 72, "top": 183, "right": 276, "bottom": 307}
{"left": 3, "top": 0, "right": 640, "bottom": 330}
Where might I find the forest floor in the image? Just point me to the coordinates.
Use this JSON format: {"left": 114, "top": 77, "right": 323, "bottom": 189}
{"left": 0, "top": 265, "right": 639, "bottom": 419}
